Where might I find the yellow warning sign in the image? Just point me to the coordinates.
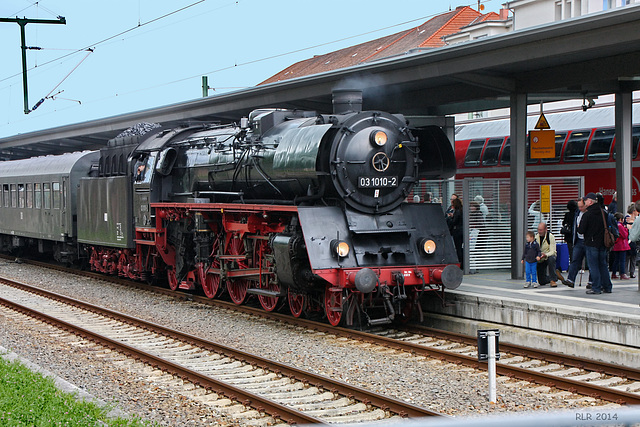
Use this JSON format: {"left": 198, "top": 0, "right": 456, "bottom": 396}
{"left": 530, "top": 129, "right": 556, "bottom": 159}
{"left": 535, "top": 112, "right": 550, "bottom": 130}
{"left": 540, "top": 185, "right": 551, "bottom": 213}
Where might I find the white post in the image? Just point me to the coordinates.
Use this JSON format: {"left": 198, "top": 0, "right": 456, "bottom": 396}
{"left": 487, "top": 331, "right": 497, "bottom": 403}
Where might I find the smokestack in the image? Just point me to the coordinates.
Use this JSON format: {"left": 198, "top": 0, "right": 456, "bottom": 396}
{"left": 332, "top": 89, "right": 362, "bottom": 114}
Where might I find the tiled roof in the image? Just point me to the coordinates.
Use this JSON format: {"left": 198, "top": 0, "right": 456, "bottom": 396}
{"left": 260, "top": 6, "right": 483, "bottom": 85}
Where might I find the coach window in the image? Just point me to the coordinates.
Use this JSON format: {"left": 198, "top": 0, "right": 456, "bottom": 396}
{"left": 34, "top": 183, "right": 42, "bottom": 209}
{"left": 18, "top": 184, "right": 25, "bottom": 208}
{"left": 614, "top": 126, "right": 640, "bottom": 160}
{"left": 26, "top": 184, "right": 33, "bottom": 208}
{"left": 52, "top": 182, "right": 61, "bottom": 209}
{"left": 464, "top": 139, "right": 485, "bottom": 167}
{"left": 10, "top": 184, "right": 16, "bottom": 208}
{"left": 482, "top": 138, "right": 503, "bottom": 166}
{"left": 563, "top": 130, "right": 590, "bottom": 162}
{"left": 587, "top": 128, "right": 615, "bottom": 161}
{"left": 43, "top": 183, "right": 51, "bottom": 209}
{"left": 541, "top": 132, "right": 567, "bottom": 163}
{"left": 2, "top": 184, "right": 8, "bottom": 207}
{"left": 500, "top": 138, "right": 536, "bottom": 165}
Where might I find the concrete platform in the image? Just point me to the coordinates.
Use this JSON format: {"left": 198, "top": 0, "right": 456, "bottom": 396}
{"left": 422, "top": 271, "right": 640, "bottom": 367}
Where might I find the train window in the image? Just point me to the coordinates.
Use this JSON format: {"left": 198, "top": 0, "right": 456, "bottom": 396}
{"left": 611, "top": 126, "right": 640, "bottom": 160}
{"left": 43, "top": 183, "right": 51, "bottom": 209}
{"left": 10, "top": 184, "right": 16, "bottom": 208}
{"left": 541, "top": 132, "right": 567, "bottom": 163}
{"left": 482, "top": 138, "right": 503, "bottom": 166}
{"left": 500, "top": 138, "right": 537, "bottom": 165}
{"left": 587, "top": 128, "right": 615, "bottom": 161}
{"left": 52, "top": 182, "right": 61, "bottom": 209}
{"left": 563, "top": 130, "right": 591, "bottom": 162}
{"left": 2, "top": 184, "right": 8, "bottom": 207}
{"left": 26, "top": 184, "right": 33, "bottom": 208}
{"left": 34, "top": 184, "right": 42, "bottom": 209}
{"left": 464, "top": 139, "right": 485, "bottom": 167}
{"left": 18, "top": 184, "right": 25, "bottom": 208}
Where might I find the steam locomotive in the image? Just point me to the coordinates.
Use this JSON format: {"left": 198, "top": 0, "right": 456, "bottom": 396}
{"left": 0, "top": 90, "right": 462, "bottom": 326}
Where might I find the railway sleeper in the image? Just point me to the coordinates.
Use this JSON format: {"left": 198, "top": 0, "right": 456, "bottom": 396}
{"left": 240, "top": 378, "right": 300, "bottom": 392}
{"left": 321, "top": 408, "right": 388, "bottom": 424}
{"left": 304, "top": 402, "right": 369, "bottom": 417}
{"left": 277, "top": 390, "right": 335, "bottom": 405}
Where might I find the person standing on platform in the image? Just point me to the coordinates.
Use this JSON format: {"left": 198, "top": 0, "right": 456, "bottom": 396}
{"left": 446, "top": 194, "right": 458, "bottom": 215}
{"left": 625, "top": 203, "right": 638, "bottom": 278}
{"left": 475, "top": 195, "right": 489, "bottom": 221}
{"left": 535, "top": 222, "right": 558, "bottom": 287}
{"left": 557, "top": 198, "right": 585, "bottom": 288}
{"left": 522, "top": 231, "right": 542, "bottom": 288}
{"left": 577, "top": 192, "right": 613, "bottom": 294}
{"left": 611, "top": 212, "right": 630, "bottom": 279}
{"left": 447, "top": 197, "right": 463, "bottom": 269}
{"left": 561, "top": 199, "right": 578, "bottom": 261}
{"left": 425, "top": 192, "right": 433, "bottom": 203}
{"left": 608, "top": 191, "right": 617, "bottom": 214}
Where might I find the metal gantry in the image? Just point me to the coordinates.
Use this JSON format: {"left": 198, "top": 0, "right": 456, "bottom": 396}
{"left": 0, "top": 16, "right": 66, "bottom": 114}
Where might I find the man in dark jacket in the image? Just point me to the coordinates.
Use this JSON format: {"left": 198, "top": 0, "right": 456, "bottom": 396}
{"left": 577, "top": 192, "right": 613, "bottom": 294}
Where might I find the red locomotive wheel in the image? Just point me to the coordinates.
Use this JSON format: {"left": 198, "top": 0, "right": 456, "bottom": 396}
{"left": 254, "top": 239, "right": 279, "bottom": 311}
{"left": 203, "top": 266, "right": 221, "bottom": 299}
{"left": 200, "top": 236, "right": 222, "bottom": 299}
{"left": 167, "top": 269, "right": 179, "bottom": 291}
{"left": 228, "top": 280, "right": 249, "bottom": 305}
{"left": 226, "top": 234, "right": 249, "bottom": 305}
{"left": 258, "top": 281, "right": 280, "bottom": 312}
{"left": 287, "top": 289, "right": 306, "bottom": 318}
{"left": 324, "top": 286, "right": 344, "bottom": 326}
{"left": 89, "top": 248, "right": 99, "bottom": 272}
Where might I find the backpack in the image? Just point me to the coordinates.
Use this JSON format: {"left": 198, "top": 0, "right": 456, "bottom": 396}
{"left": 607, "top": 212, "right": 620, "bottom": 240}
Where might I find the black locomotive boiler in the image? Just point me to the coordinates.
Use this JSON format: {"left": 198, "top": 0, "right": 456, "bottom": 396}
{"left": 0, "top": 90, "right": 462, "bottom": 326}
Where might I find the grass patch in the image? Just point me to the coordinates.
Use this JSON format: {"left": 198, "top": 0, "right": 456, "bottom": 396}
{"left": 0, "top": 354, "right": 152, "bottom": 426}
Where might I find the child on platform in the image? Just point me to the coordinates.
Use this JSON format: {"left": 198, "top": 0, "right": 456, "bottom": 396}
{"left": 521, "top": 231, "right": 542, "bottom": 288}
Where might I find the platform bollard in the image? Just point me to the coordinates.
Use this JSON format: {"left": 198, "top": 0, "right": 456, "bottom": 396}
{"left": 487, "top": 331, "right": 497, "bottom": 403}
{"left": 477, "top": 329, "right": 500, "bottom": 403}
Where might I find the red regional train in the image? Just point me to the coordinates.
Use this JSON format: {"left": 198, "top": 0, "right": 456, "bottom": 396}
{"left": 454, "top": 104, "right": 640, "bottom": 205}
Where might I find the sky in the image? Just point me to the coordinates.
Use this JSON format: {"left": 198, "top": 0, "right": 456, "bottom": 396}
{"left": 0, "top": 0, "right": 503, "bottom": 138}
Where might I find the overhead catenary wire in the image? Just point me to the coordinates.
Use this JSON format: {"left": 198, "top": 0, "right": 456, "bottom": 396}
{"left": 0, "top": 0, "right": 208, "bottom": 85}
{"left": 29, "top": 48, "right": 93, "bottom": 112}
{"left": 11, "top": 0, "right": 61, "bottom": 19}
{"left": 0, "top": 0, "right": 495, "bottom": 124}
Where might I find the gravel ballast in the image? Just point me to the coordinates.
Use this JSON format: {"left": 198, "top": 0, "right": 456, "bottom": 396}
{"left": 0, "top": 261, "right": 618, "bottom": 425}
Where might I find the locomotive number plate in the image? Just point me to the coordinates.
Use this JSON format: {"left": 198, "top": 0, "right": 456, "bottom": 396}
{"left": 358, "top": 176, "right": 398, "bottom": 188}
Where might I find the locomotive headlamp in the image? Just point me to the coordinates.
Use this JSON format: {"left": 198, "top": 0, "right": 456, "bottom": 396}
{"left": 370, "top": 130, "right": 388, "bottom": 147}
{"left": 419, "top": 238, "right": 436, "bottom": 255}
{"left": 331, "top": 239, "right": 350, "bottom": 258}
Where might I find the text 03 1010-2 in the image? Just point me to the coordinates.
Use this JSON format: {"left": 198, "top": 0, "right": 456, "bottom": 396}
{"left": 358, "top": 176, "right": 398, "bottom": 188}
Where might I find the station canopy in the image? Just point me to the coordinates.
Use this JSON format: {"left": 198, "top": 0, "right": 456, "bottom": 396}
{"left": 0, "top": 6, "right": 639, "bottom": 160}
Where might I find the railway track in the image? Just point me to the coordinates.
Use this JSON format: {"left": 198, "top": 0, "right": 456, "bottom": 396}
{"left": 0, "top": 275, "right": 441, "bottom": 424}
{"left": 6, "top": 256, "right": 640, "bottom": 407}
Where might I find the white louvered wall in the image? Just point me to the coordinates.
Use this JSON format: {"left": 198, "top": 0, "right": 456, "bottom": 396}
{"left": 410, "top": 177, "right": 584, "bottom": 270}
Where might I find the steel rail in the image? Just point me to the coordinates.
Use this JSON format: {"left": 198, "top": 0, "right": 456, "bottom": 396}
{"left": 0, "top": 294, "right": 322, "bottom": 425}
{"left": 7, "top": 256, "right": 640, "bottom": 405}
{"left": 397, "top": 324, "right": 640, "bottom": 382}
{"left": 0, "top": 276, "right": 440, "bottom": 420}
